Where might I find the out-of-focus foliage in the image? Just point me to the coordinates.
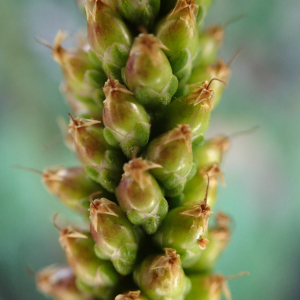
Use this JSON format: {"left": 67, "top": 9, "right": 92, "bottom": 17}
{"left": 0, "top": 0, "right": 300, "bottom": 299}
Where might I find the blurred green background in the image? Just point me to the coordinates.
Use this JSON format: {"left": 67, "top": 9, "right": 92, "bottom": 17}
{"left": 1, "top": 0, "right": 299, "bottom": 299}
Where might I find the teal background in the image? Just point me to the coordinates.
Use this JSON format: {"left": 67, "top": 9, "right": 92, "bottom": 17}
{"left": 0, "top": 0, "right": 299, "bottom": 299}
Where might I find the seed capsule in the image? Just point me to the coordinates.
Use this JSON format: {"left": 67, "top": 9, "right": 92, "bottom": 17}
{"left": 42, "top": 166, "right": 112, "bottom": 214}
{"left": 61, "top": 83, "right": 103, "bottom": 120}
{"left": 36, "top": 264, "right": 92, "bottom": 300}
{"left": 153, "top": 200, "right": 212, "bottom": 267}
{"left": 117, "top": 158, "right": 168, "bottom": 234}
{"left": 156, "top": 0, "right": 199, "bottom": 88}
{"left": 115, "top": 290, "right": 148, "bottom": 300}
{"left": 86, "top": 0, "right": 132, "bottom": 81}
{"left": 124, "top": 33, "right": 178, "bottom": 110}
{"left": 144, "top": 124, "right": 194, "bottom": 197}
{"left": 89, "top": 198, "right": 140, "bottom": 275}
{"left": 133, "top": 248, "right": 191, "bottom": 300}
{"left": 193, "top": 25, "right": 224, "bottom": 68}
{"left": 51, "top": 31, "right": 107, "bottom": 110}
{"left": 68, "top": 115, "right": 125, "bottom": 192}
{"left": 193, "top": 135, "right": 230, "bottom": 169}
{"left": 102, "top": 79, "right": 151, "bottom": 158}
{"left": 177, "top": 163, "right": 224, "bottom": 208}
{"left": 185, "top": 272, "right": 249, "bottom": 300}
{"left": 117, "top": 0, "right": 160, "bottom": 29}
{"left": 58, "top": 226, "right": 119, "bottom": 296}
{"left": 188, "top": 59, "right": 231, "bottom": 108}
{"left": 162, "top": 81, "right": 216, "bottom": 150}
{"left": 188, "top": 212, "right": 231, "bottom": 273}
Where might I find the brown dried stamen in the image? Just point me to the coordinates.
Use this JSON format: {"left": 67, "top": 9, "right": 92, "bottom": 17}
{"left": 198, "top": 237, "right": 209, "bottom": 250}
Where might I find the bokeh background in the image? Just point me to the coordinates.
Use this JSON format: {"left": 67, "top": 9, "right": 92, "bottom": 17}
{"left": 1, "top": 0, "right": 300, "bottom": 299}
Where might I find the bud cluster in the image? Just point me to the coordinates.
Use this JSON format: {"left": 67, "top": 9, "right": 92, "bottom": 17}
{"left": 35, "top": 1, "right": 248, "bottom": 299}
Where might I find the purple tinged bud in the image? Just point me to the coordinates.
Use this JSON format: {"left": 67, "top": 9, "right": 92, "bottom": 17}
{"left": 36, "top": 265, "right": 91, "bottom": 300}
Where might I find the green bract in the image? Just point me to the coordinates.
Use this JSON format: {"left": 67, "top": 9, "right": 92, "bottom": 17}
{"left": 162, "top": 81, "right": 215, "bottom": 150}
{"left": 153, "top": 201, "right": 212, "bottom": 267}
{"left": 178, "top": 163, "right": 224, "bottom": 208}
{"left": 102, "top": 79, "right": 151, "bottom": 158}
{"left": 134, "top": 248, "right": 191, "bottom": 300}
{"left": 68, "top": 115, "right": 125, "bottom": 192}
{"left": 86, "top": 0, "right": 133, "bottom": 81}
{"left": 185, "top": 274, "right": 226, "bottom": 300}
{"left": 193, "top": 25, "right": 224, "bottom": 68}
{"left": 193, "top": 135, "right": 230, "bottom": 168}
{"left": 89, "top": 198, "right": 140, "bottom": 275}
{"left": 51, "top": 31, "right": 107, "bottom": 120}
{"left": 156, "top": 0, "right": 199, "bottom": 90}
{"left": 42, "top": 166, "right": 111, "bottom": 214}
{"left": 58, "top": 227, "right": 119, "bottom": 297}
{"left": 124, "top": 33, "right": 178, "bottom": 110}
{"left": 118, "top": 0, "right": 160, "bottom": 29}
{"left": 145, "top": 124, "right": 194, "bottom": 197}
{"left": 117, "top": 158, "right": 168, "bottom": 234}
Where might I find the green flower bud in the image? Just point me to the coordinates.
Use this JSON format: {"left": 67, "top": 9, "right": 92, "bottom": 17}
{"left": 193, "top": 25, "right": 224, "bottom": 68}
{"left": 117, "top": 158, "right": 168, "bottom": 234}
{"left": 102, "top": 79, "right": 151, "bottom": 158}
{"left": 189, "top": 60, "right": 231, "bottom": 108}
{"left": 52, "top": 31, "right": 107, "bottom": 109}
{"left": 178, "top": 163, "right": 224, "bottom": 208}
{"left": 117, "top": 0, "right": 160, "bottom": 29}
{"left": 193, "top": 135, "right": 230, "bottom": 169}
{"left": 144, "top": 124, "right": 194, "bottom": 197}
{"left": 86, "top": 0, "right": 132, "bottom": 81}
{"left": 58, "top": 227, "right": 119, "bottom": 293}
{"left": 89, "top": 198, "right": 140, "bottom": 275}
{"left": 36, "top": 265, "right": 91, "bottom": 300}
{"left": 163, "top": 80, "right": 220, "bottom": 150}
{"left": 134, "top": 248, "right": 191, "bottom": 300}
{"left": 188, "top": 212, "right": 231, "bottom": 273}
{"left": 42, "top": 166, "right": 111, "bottom": 214}
{"left": 115, "top": 290, "right": 148, "bottom": 300}
{"left": 185, "top": 272, "right": 249, "bottom": 300}
{"left": 124, "top": 34, "right": 178, "bottom": 110}
{"left": 153, "top": 201, "right": 212, "bottom": 267}
{"left": 156, "top": 0, "right": 199, "bottom": 88}
{"left": 68, "top": 115, "right": 125, "bottom": 192}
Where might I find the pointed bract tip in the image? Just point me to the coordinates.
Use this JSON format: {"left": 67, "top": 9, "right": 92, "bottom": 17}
{"left": 205, "top": 25, "right": 225, "bottom": 45}
{"left": 123, "top": 158, "right": 162, "bottom": 189}
{"left": 199, "top": 163, "right": 225, "bottom": 186}
{"left": 163, "top": 124, "right": 192, "bottom": 153}
{"left": 103, "top": 78, "right": 134, "bottom": 98}
{"left": 115, "top": 291, "right": 142, "bottom": 300}
{"left": 68, "top": 113, "right": 101, "bottom": 133}
{"left": 169, "top": 0, "right": 199, "bottom": 25}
